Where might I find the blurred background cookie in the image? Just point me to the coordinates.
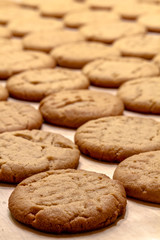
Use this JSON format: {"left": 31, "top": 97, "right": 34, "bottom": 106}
{"left": 51, "top": 41, "right": 120, "bottom": 68}
{"left": 114, "top": 34, "right": 160, "bottom": 59}
{"left": 83, "top": 57, "right": 159, "bottom": 87}
{"left": 6, "top": 68, "right": 89, "bottom": 101}
{"left": 23, "top": 29, "right": 84, "bottom": 52}
{"left": 0, "top": 50, "right": 55, "bottom": 79}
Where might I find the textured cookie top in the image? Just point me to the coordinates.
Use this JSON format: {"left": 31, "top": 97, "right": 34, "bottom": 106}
{"left": 8, "top": 16, "right": 63, "bottom": 37}
{"left": 64, "top": 9, "right": 120, "bottom": 28}
{"left": 40, "top": 0, "right": 86, "bottom": 18}
{"left": 39, "top": 90, "right": 124, "bottom": 128}
{"left": 113, "top": 150, "right": 160, "bottom": 203}
{"left": 0, "top": 130, "right": 79, "bottom": 183}
{"left": 7, "top": 68, "right": 89, "bottom": 101}
{"left": 75, "top": 116, "right": 160, "bottom": 162}
{"left": 0, "top": 38, "right": 22, "bottom": 53}
{"left": 0, "top": 26, "right": 12, "bottom": 38}
{"left": 51, "top": 41, "right": 120, "bottom": 68}
{"left": 80, "top": 21, "right": 146, "bottom": 43}
{"left": 114, "top": 34, "right": 160, "bottom": 59}
{"left": 0, "top": 50, "right": 55, "bottom": 79}
{"left": 114, "top": 1, "right": 160, "bottom": 19}
{"left": 9, "top": 169, "right": 126, "bottom": 233}
{"left": 0, "top": 101, "right": 43, "bottom": 133}
{"left": 83, "top": 57, "right": 159, "bottom": 87}
{"left": 117, "top": 77, "right": 160, "bottom": 113}
{"left": 0, "top": 85, "right": 8, "bottom": 100}
{"left": 138, "top": 13, "right": 160, "bottom": 32}
{"left": 0, "top": 5, "right": 39, "bottom": 24}
{"left": 23, "top": 29, "right": 84, "bottom": 52}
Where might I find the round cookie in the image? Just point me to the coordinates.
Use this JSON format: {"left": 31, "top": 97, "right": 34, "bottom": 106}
{"left": 0, "top": 101, "right": 43, "bottom": 133}
{"left": 0, "top": 85, "right": 8, "bottom": 100}
{"left": 80, "top": 21, "right": 146, "bottom": 43}
{"left": 64, "top": 9, "right": 120, "bottom": 28}
{"left": 117, "top": 77, "right": 160, "bottom": 114}
{"left": 39, "top": 90, "right": 124, "bottom": 128}
{"left": 138, "top": 13, "right": 160, "bottom": 32}
{"left": 0, "top": 5, "right": 39, "bottom": 24}
{"left": 83, "top": 57, "right": 159, "bottom": 87}
{"left": 0, "top": 38, "right": 22, "bottom": 53}
{"left": 8, "top": 16, "right": 63, "bottom": 37}
{"left": 75, "top": 116, "right": 160, "bottom": 162}
{"left": 0, "top": 50, "right": 55, "bottom": 79}
{"left": 0, "top": 130, "right": 80, "bottom": 183}
{"left": 23, "top": 29, "right": 84, "bottom": 53}
{"left": 8, "top": 169, "right": 126, "bottom": 233}
{"left": 113, "top": 151, "right": 160, "bottom": 203}
{"left": 114, "top": 34, "right": 160, "bottom": 59}
{"left": 0, "top": 26, "right": 12, "bottom": 38}
{"left": 40, "top": 0, "right": 86, "bottom": 18}
{"left": 51, "top": 41, "right": 120, "bottom": 69}
{"left": 114, "top": 1, "right": 160, "bottom": 20}
{"left": 6, "top": 68, "right": 89, "bottom": 101}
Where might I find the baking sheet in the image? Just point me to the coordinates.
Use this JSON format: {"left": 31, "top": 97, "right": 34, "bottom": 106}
{"left": 0, "top": 83, "right": 159, "bottom": 240}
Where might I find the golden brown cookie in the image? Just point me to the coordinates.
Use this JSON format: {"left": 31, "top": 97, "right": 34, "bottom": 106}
{"left": 40, "top": 0, "right": 86, "bottom": 18}
{"left": 75, "top": 116, "right": 160, "bottom": 162}
{"left": 0, "top": 5, "right": 39, "bottom": 24}
{"left": 39, "top": 90, "right": 124, "bottom": 128}
{"left": 0, "top": 101, "right": 43, "bottom": 133}
{"left": 80, "top": 21, "right": 146, "bottom": 43}
{"left": 51, "top": 41, "right": 120, "bottom": 69}
{"left": 0, "top": 50, "right": 55, "bottom": 79}
{"left": 117, "top": 77, "right": 160, "bottom": 114}
{"left": 114, "top": 34, "right": 160, "bottom": 59}
{"left": 6, "top": 68, "right": 89, "bottom": 101}
{"left": 64, "top": 9, "right": 120, "bottom": 28}
{"left": 23, "top": 29, "right": 84, "bottom": 52}
{"left": 0, "top": 85, "right": 8, "bottom": 100}
{"left": 114, "top": 0, "right": 160, "bottom": 20}
{"left": 138, "top": 13, "right": 160, "bottom": 32}
{"left": 9, "top": 169, "right": 126, "bottom": 233}
{"left": 113, "top": 151, "right": 160, "bottom": 203}
{"left": 8, "top": 16, "right": 63, "bottom": 37}
{"left": 0, "top": 130, "right": 80, "bottom": 183}
{"left": 83, "top": 57, "right": 159, "bottom": 87}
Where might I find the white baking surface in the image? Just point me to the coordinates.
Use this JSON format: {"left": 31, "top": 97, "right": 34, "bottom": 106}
{"left": 0, "top": 83, "right": 160, "bottom": 240}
